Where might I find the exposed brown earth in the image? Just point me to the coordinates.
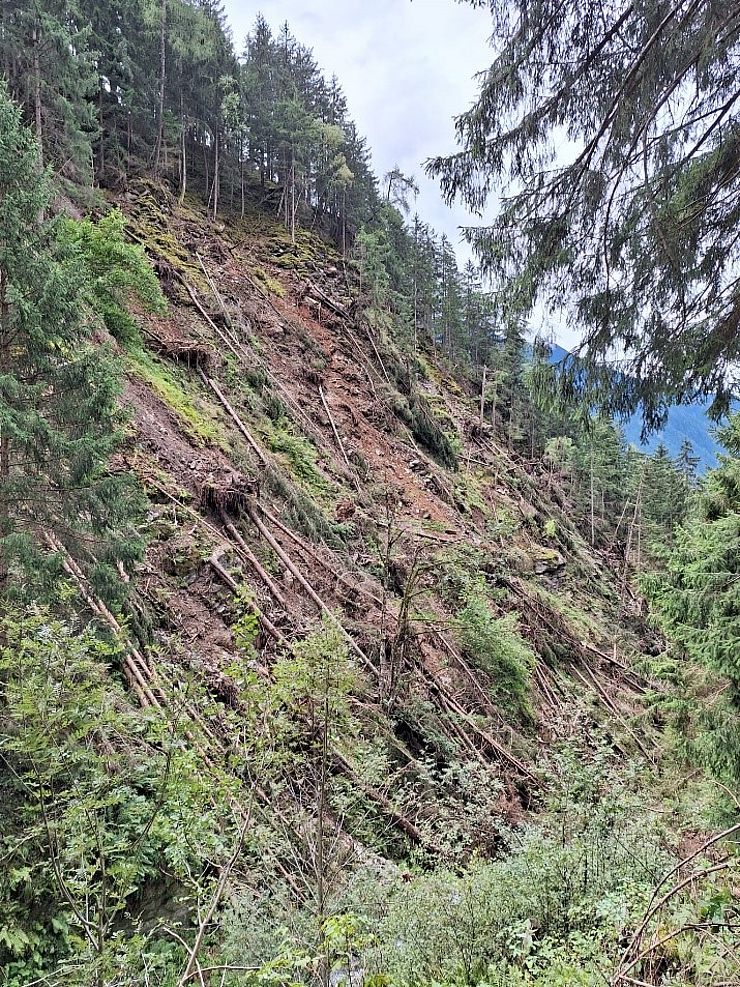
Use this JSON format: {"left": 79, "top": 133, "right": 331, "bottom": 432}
{"left": 107, "top": 177, "right": 664, "bottom": 858}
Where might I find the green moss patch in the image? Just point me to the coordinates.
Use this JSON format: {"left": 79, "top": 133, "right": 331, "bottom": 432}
{"left": 127, "top": 348, "right": 226, "bottom": 447}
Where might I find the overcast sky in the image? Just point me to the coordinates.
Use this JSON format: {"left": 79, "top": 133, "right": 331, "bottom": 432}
{"left": 222, "top": 0, "right": 493, "bottom": 260}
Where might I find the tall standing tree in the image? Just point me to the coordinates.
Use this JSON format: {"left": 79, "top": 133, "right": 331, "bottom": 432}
{"left": 0, "top": 87, "right": 150, "bottom": 600}
{"left": 0, "top": 0, "right": 97, "bottom": 182}
{"left": 676, "top": 437, "right": 701, "bottom": 487}
{"left": 430, "top": 1, "right": 740, "bottom": 431}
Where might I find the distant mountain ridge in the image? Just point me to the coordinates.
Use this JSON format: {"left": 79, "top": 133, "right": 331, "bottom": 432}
{"left": 547, "top": 344, "right": 724, "bottom": 470}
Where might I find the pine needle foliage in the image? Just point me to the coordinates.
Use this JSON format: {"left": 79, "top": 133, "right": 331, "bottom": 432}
{"left": 0, "top": 86, "right": 160, "bottom": 602}
{"left": 430, "top": 1, "right": 740, "bottom": 431}
{"left": 644, "top": 413, "right": 740, "bottom": 785}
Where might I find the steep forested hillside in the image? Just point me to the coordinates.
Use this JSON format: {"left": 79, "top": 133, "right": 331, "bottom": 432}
{"left": 1, "top": 3, "right": 739, "bottom": 987}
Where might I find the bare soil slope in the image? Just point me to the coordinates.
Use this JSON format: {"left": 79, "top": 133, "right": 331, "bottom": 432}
{"left": 109, "top": 178, "right": 664, "bottom": 860}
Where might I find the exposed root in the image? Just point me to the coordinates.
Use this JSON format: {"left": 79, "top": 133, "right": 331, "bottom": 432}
{"left": 199, "top": 469, "right": 257, "bottom": 515}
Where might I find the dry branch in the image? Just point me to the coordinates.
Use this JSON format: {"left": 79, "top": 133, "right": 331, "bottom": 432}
{"left": 247, "top": 507, "right": 375, "bottom": 674}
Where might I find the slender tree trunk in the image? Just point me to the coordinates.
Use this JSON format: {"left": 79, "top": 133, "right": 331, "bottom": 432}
{"left": 0, "top": 271, "right": 11, "bottom": 588}
{"left": 212, "top": 130, "right": 219, "bottom": 218}
{"left": 178, "top": 103, "right": 187, "bottom": 205}
{"left": 97, "top": 81, "right": 105, "bottom": 179}
{"left": 240, "top": 150, "right": 245, "bottom": 219}
{"left": 32, "top": 16, "right": 43, "bottom": 173}
{"left": 589, "top": 443, "right": 596, "bottom": 546}
{"left": 203, "top": 134, "right": 209, "bottom": 200}
{"left": 153, "top": 0, "right": 166, "bottom": 174}
{"left": 508, "top": 394, "right": 517, "bottom": 451}
{"left": 290, "top": 150, "right": 296, "bottom": 243}
{"left": 624, "top": 466, "right": 644, "bottom": 593}
{"left": 413, "top": 267, "right": 418, "bottom": 351}
{"left": 479, "top": 365, "right": 487, "bottom": 425}
{"left": 229, "top": 140, "right": 235, "bottom": 211}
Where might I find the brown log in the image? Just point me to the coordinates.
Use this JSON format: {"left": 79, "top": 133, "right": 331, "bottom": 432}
{"left": 419, "top": 662, "right": 537, "bottom": 782}
{"left": 208, "top": 551, "right": 287, "bottom": 645}
{"left": 199, "top": 369, "right": 268, "bottom": 466}
{"left": 221, "top": 518, "right": 287, "bottom": 608}
{"left": 319, "top": 384, "right": 352, "bottom": 469}
{"left": 257, "top": 503, "right": 385, "bottom": 609}
{"left": 248, "top": 507, "right": 375, "bottom": 675}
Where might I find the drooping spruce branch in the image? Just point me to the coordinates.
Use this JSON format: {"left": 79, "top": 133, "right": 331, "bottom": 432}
{"left": 430, "top": 1, "right": 740, "bottom": 431}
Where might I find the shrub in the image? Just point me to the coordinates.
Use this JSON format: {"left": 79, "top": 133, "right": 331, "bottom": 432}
{"left": 457, "top": 594, "right": 535, "bottom": 712}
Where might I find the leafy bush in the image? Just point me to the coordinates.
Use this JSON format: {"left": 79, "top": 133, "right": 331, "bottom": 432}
{"left": 363, "top": 753, "right": 732, "bottom": 987}
{"left": 0, "top": 607, "right": 229, "bottom": 986}
{"left": 59, "top": 209, "right": 166, "bottom": 344}
{"left": 457, "top": 593, "right": 535, "bottom": 712}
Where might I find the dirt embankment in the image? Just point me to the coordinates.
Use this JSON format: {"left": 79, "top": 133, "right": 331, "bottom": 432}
{"left": 111, "top": 179, "right": 662, "bottom": 855}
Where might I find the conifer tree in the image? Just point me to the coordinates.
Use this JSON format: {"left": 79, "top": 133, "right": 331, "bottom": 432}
{"left": 0, "top": 87, "right": 146, "bottom": 600}
{"left": 676, "top": 438, "right": 701, "bottom": 487}
{"left": 645, "top": 414, "right": 740, "bottom": 785}
{"left": 431, "top": 2, "right": 740, "bottom": 430}
{"left": 0, "top": 0, "right": 96, "bottom": 181}
{"left": 642, "top": 443, "right": 690, "bottom": 544}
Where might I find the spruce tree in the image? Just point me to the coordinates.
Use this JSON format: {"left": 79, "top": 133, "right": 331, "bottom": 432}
{"left": 430, "top": 2, "right": 740, "bottom": 430}
{"left": 0, "top": 0, "right": 97, "bottom": 181}
{"left": 676, "top": 438, "right": 701, "bottom": 487}
{"left": 0, "top": 87, "right": 142, "bottom": 600}
{"left": 645, "top": 414, "right": 740, "bottom": 785}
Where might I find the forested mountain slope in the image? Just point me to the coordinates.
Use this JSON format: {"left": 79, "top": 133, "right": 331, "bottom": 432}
{"left": 1, "top": 2, "right": 739, "bottom": 984}
{"left": 547, "top": 345, "right": 725, "bottom": 470}
{"left": 4, "top": 173, "right": 736, "bottom": 985}
{"left": 116, "top": 174, "right": 651, "bottom": 815}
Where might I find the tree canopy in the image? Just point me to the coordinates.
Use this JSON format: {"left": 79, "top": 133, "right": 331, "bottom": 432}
{"left": 430, "top": 1, "right": 740, "bottom": 431}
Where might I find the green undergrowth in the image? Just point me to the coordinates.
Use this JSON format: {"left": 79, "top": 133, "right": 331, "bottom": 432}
{"left": 453, "top": 469, "right": 491, "bottom": 516}
{"left": 127, "top": 347, "right": 227, "bottom": 447}
{"left": 263, "top": 466, "right": 350, "bottom": 548}
{"left": 435, "top": 546, "right": 535, "bottom": 716}
{"left": 238, "top": 211, "right": 339, "bottom": 274}
{"left": 527, "top": 581, "right": 608, "bottom": 645}
{"left": 217, "top": 748, "right": 738, "bottom": 987}
{"left": 393, "top": 390, "right": 460, "bottom": 467}
{"left": 457, "top": 593, "right": 536, "bottom": 717}
{"left": 264, "top": 419, "right": 329, "bottom": 495}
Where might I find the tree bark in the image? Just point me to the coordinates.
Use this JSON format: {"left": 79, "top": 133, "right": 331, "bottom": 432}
{"left": 97, "top": 81, "right": 105, "bottom": 179}
{"left": 32, "top": 16, "right": 43, "bottom": 172}
{"left": 153, "top": 0, "right": 166, "bottom": 174}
